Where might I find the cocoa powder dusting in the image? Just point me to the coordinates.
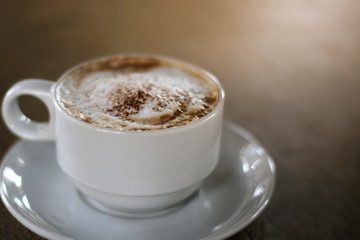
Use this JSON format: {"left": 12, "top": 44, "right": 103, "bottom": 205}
{"left": 99, "top": 82, "right": 217, "bottom": 128}
{"left": 107, "top": 88, "right": 153, "bottom": 118}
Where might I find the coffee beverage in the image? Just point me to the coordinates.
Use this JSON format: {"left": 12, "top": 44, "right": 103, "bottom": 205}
{"left": 3, "top": 54, "right": 224, "bottom": 215}
{"left": 57, "top": 57, "right": 220, "bottom": 131}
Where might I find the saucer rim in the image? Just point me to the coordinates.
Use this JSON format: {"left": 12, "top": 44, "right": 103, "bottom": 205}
{"left": 0, "top": 142, "right": 75, "bottom": 240}
{"left": 201, "top": 121, "right": 276, "bottom": 240}
{"left": 0, "top": 121, "right": 276, "bottom": 240}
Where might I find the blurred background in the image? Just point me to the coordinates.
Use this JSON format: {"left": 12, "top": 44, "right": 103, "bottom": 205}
{"left": 1, "top": 1, "right": 360, "bottom": 239}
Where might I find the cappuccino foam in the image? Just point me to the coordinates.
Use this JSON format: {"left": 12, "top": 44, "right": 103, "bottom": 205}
{"left": 57, "top": 57, "right": 219, "bottom": 130}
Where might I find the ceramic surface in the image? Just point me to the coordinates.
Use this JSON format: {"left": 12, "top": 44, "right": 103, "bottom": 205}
{"left": 0, "top": 123, "right": 275, "bottom": 240}
{"left": 2, "top": 55, "right": 225, "bottom": 212}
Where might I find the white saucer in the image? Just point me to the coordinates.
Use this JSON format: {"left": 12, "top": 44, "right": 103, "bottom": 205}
{"left": 0, "top": 122, "right": 275, "bottom": 240}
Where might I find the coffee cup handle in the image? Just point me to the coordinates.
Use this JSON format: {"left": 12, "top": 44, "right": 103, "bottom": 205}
{"left": 2, "top": 79, "right": 56, "bottom": 140}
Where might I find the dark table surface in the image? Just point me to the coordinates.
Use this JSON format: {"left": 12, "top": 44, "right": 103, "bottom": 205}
{"left": 1, "top": 1, "right": 360, "bottom": 239}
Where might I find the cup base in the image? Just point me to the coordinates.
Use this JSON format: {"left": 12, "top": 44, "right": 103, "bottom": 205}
{"left": 79, "top": 190, "right": 195, "bottom": 218}
{"left": 73, "top": 180, "right": 201, "bottom": 218}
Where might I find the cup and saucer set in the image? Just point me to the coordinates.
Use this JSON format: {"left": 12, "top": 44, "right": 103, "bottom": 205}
{"left": 0, "top": 55, "right": 275, "bottom": 240}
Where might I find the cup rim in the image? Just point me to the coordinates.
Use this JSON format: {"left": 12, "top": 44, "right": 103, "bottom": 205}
{"left": 53, "top": 54, "right": 225, "bottom": 134}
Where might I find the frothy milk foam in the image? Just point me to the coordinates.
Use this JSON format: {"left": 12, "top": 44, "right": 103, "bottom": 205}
{"left": 57, "top": 57, "right": 219, "bottom": 131}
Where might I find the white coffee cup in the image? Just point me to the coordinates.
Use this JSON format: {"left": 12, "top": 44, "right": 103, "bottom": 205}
{"left": 2, "top": 55, "right": 225, "bottom": 217}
